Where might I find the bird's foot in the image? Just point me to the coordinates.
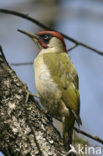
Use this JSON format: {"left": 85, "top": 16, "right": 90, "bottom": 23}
{"left": 22, "top": 82, "right": 52, "bottom": 122}
{"left": 23, "top": 82, "right": 40, "bottom": 103}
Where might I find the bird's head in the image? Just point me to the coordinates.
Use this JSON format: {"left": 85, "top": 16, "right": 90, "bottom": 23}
{"left": 18, "top": 30, "right": 67, "bottom": 53}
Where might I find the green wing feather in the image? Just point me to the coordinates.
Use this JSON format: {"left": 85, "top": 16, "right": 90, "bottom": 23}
{"left": 43, "top": 52, "right": 82, "bottom": 125}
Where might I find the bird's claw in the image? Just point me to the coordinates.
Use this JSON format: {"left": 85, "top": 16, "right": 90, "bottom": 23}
{"left": 23, "top": 82, "right": 40, "bottom": 103}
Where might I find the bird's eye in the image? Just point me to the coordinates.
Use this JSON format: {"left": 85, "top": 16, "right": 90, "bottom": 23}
{"left": 39, "top": 34, "right": 51, "bottom": 43}
{"left": 43, "top": 35, "right": 49, "bottom": 40}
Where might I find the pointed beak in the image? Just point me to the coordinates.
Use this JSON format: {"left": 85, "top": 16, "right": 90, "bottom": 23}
{"left": 18, "top": 29, "right": 39, "bottom": 40}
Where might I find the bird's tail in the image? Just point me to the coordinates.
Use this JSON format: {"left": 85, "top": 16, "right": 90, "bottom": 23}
{"left": 63, "top": 129, "right": 77, "bottom": 156}
{"left": 62, "top": 114, "right": 75, "bottom": 151}
{"left": 63, "top": 128, "right": 73, "bottom": 150}
{"left": 67, "top": 129, "right": 73, "bottom": 148}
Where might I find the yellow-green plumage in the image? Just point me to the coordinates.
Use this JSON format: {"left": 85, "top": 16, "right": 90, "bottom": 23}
{"left": 34, "top": 51, "right": 81, "bottom": 147}
{"left": 43, "top": 52, "right": 80, "bottom": 116}
{"left": 18, "top": 29, "right": 82, "bottom": 149}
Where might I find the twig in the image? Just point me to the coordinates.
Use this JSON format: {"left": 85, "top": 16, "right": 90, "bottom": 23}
{"left": 74, "top": 127, "right": 103, "bottom": 145}
{"left": 0, "top": 9, "right": 103, "bottom": 55}
{"left": 67, "top": 44, "right": 78, "bottom": 52}
{"left": 10, "top": 44, "right": 78, "bottom": 66}
{"left": 10, "top": 62, "right": 33, "bottom": 66}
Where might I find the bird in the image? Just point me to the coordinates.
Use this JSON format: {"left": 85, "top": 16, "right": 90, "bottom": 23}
{"left": 18, "top": 29, "right": 82, "bottom": 149}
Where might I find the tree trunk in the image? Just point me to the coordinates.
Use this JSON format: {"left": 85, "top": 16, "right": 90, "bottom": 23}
{"left": 0, "top": 49, "right": 67, "bottom": 156}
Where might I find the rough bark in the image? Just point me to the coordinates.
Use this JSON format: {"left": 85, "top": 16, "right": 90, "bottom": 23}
{"left": 0, "top": 50, "right": 66, "bottom": 156}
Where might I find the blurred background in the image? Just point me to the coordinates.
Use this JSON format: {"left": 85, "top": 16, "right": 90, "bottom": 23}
{"left": 0, "top": 0, "right": 103, "bottom": 155}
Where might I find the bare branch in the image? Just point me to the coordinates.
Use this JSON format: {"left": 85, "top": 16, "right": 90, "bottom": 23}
{"left": 10, "top": 62, "right": 33, "bottom": 66}
{"left": 10, "top": 43, "right": 79, "bottom": 66}
{"left": 0, "top": 8, "right": 103, "bottom": 56}
{"left": 67, "top": 44, "right": 78, "bottom": 52}
{"left": 74, "top": 127, "right": 103, "bottom": 145}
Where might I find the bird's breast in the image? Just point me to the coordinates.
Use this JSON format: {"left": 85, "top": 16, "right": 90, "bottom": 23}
{"left": 34, "top": 55, "right": 61, "bottom": 100}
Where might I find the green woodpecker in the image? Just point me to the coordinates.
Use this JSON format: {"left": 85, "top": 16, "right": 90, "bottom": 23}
{"left": 18, "top": 29, "right": 82, "bottom": 148}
